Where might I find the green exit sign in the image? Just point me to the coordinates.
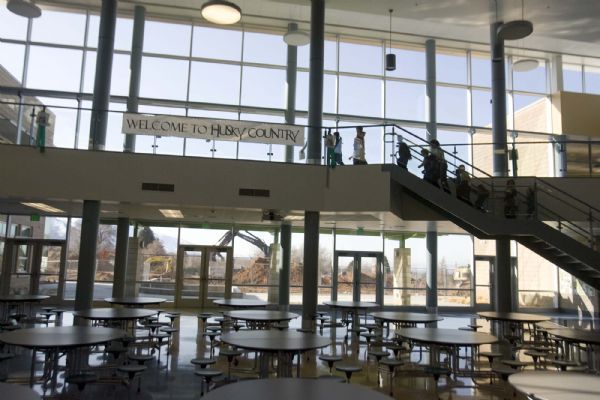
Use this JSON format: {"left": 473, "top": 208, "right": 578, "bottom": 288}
{"left": 30, "top": 214, "right": 40, "bottom": 222}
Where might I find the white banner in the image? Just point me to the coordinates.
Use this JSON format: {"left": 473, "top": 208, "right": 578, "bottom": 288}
{"left": 121, "top": 113, "right": 305, "bottom": 147}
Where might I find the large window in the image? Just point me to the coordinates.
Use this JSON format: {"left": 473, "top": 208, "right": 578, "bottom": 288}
{"left": 383, "top": 234, "right": 426, "bottom": 306}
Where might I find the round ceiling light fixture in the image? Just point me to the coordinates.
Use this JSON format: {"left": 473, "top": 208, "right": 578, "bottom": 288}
{"left": 201, "top": 0, "right": 241, "bottom": 25}
{"left": 513, "top": 58, "right": 539, "bottom": 72}
{"left": 283, "top": 23, "right": 309, "bottom": 46}
{"left": 7, "top": 0, "right": 41, "bottom": 18}
{"left": 497, "top": 20, "right": 533, "bottom": 41}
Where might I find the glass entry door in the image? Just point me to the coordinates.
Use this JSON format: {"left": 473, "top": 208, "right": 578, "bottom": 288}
{"left": 333, "top": 251, "right": 383, "bottom": 304}
{"left": 475, "top": 256, "right": 493, "bottom": 310}
{"left": 0, "top": 239, "right": 66, "bottom": 301}
{"left": 175, "top": 245, "right": 232, "bottom": 308}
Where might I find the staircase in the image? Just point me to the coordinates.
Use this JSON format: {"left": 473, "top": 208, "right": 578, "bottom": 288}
{"left": 385, "top": 164, "right": 600, "bottom": 290}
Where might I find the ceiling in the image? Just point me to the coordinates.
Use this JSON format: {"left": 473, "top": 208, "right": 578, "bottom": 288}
{"left": 39, "top": 0, "right": 600, "bottom": 59}
{"left": 0, "top": 197, "right": 467, "bottom": 234}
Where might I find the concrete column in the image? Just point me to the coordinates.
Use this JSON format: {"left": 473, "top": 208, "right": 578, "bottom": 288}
{"left": 284, "top": 23, "right": 298, "bottom": 163}
{"left": 124, "top": 5, "right": 145, "bottom": 152}
{"left": 425, "top": 40, "right": 438, "bottom": 311}
{"left": 75, "top": 0, "right": 117, "bottom": 313}
{"left": 307, "top": 0, "right": 325, "bottom": 164}
{"left": 89, "top": 0, "right": 117, "bottom": 151}
{"left": 302, "top": 211, "right": 319, "bottom": 330}
{"left": 490, "top": 21, "right": 509, "bottom": 176}
{"left": 75, "top": 200, "right": 100, "bottom": 311}
{"left": 112, "top": 217, "right": 129, "bottom": 298}
{"left": 426, "top": 227, "right": 438, "bottom": 311}
{"left": 279, "top": 222, "right": 292, "bottom": 309}
{"left": 550, "top": 55, "right": 567, "bottom": 177}
{"left": 494, "top": 240, "right": 513, "bottom": 312}
{"left": 491, "top": 21, "right": 514, "bottom": 311}
{"left": 425, "top": 39, "right": 437, "bottom": 140}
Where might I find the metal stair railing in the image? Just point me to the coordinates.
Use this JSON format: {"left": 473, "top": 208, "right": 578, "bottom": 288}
{"left": 382, "top": 123, "right": 600, "bottom": 252}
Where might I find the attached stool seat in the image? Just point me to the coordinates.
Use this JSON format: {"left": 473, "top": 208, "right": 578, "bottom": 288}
{"left": 219, "top": 348, "right": 243, "bottom": 380}
{"left": 335, "top": 363, "right": 362, "bottom": 383}
{"left": 318, "top": 354, "right": 342, "bottom": 375}
{"left": 65, "top": 372, "right": 97, "bottom": 392}
{"left": 380, "top": 358, "right": 404, "bottom": 395}
{"left": 191, "top": 358, "right": 216, "bottom": 369}
{"left": 551, "top": 359, "right": 580, "bottom": 371}
{"left": 501, "top": 359, "right": 529, "bottom": 370}
{"left": 194, "top": 368, "right": 223, "bottom": 396}
{"left": 118, "top": 364, "right": 147, "bottom": 392}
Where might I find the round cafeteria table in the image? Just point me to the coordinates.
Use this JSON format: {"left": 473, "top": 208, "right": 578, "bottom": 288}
{"left": 396, "top": 327, "right": 498, "bottom": 375}
{"left": 509, "top": 371, "right": 600, "bottom": 400}
{"left": 220, "top": 330, "right": 330, "bottom": 377}
{"left": 73, "top": 308, "right": 157, "bottom": 334}
{"left": 0, "top": 294, "right": 50, "bottom": 320}
{"left": 213, "top": 298, "right": 270, "bottom": 309}
{"left": 323, "top": 301, "right": 378, "bottom": 329}
{"left": 0, "top": 382, "right": 41, "bottom": 400}
{"left": 202, "top": 378, "right": 391, "bottom": 400}
{"left": 477, "top": 312, "right": 550, "bottom": 324}
{"left": 548, "top": 328, "right": 600, "bottom": 371}
{"left": 477, "top": 311, "right": 550, "bottom": 342}
{"left": 0, "top": 326, "right": 126, "bottom": 391}
{"left": 224, "top": 310, "right": 299, "bottom": 330}
{"left": 370, "top": 311, "right": 442, "bottom": 335}
{"left": 104, "top": 296, "right": 166, "bottom": 308}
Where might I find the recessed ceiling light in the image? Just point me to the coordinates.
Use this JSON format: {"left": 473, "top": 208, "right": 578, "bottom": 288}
{"left": 159, "top": 209, "right": 184, "bottom": 218}
{"left": 21, "top": 202, "right": 64, "bottom": 213}
{"left": 201, "top": 0, "right": 241, "bottom": 25}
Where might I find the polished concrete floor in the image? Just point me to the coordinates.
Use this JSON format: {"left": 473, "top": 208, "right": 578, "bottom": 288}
{"left": 1, "top": 310, "right": 596, "bottom": 399}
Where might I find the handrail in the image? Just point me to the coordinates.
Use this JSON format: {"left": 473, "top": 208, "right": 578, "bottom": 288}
{"left": 382, "top": 122, "right": 599, "bottom": 250}
{"left": 537, "top": 178, "right": 600, "bottom": 215}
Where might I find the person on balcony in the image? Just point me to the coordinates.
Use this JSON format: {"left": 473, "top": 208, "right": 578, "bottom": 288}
{"left": 455, "top": 164, "right": 472, "bottom": 204}
{"left": 325, "top": 130, "right": 336, "bottom": 168}
{"left": 504, "top": 179, "right": 518, "bottom": 218}
{"left": 333, "top": 131, "right": 344, "bottom": 166}
{"left": 351, "top": 127, "right": 367, "bottom": 165}
{"left": 420, "top": 149, "right": 440, "bottom": 187}
{"left": 396, "top": 136, "right": 412, "bottom": 169}
{"left": 430, "top": 139, "right": 449, "bottom": 192}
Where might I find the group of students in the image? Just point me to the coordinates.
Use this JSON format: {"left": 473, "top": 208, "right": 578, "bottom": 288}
{"left": 324, "top": 128, "right": 535, "bottom": 218}
{"left": 407, "top": 138, "right": 490, "bottom": 210}
{"left": 325, "top": 126, "right": 368, "bottom": 167}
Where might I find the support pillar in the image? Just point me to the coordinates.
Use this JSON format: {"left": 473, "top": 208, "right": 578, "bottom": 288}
{"left": 491, "top": 22, "right": 508, "bottom": 177}
{"left": 425, "top": 39, "right": 437, "bottom": 140}
{"left": 124, "top": 5, "right": 145, "bottom": 152}
{"left": 307, "top": 0, "right": 325, "bottom": 164}
{"left": 74, "top": 201, "right": 101, "bottom": 311}
{"left": 284, "top": 23, "right": 298, "bottom": 163}
{"left": 494, "top": 240, "right": 512, "bottom": 312}
{"left": 302, "top": 211, "right": 319, "bottom": 330}
{"left": 75, "top": 0, "right": 117, "bottom": 313}
{"left": 550, "top": 55, "right": 567, "bottom": 177}
{"left": 279, "top": 222, "right": 292, "bottom": 310}
{"left": 491, "top": 21, "right": 514, "bottom": 312}
{"left": 426, "top": 226, "right": 438, "bottom": 311}
{"left": 425, "top": 39, "right": 438, "bottom": 312}
{"left": 112, "top": 218, "right": 129, "bottom": 298}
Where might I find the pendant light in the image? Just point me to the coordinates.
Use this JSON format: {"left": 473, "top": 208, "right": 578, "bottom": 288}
{"left": 283, "top": 22, "right": 310, "bottom": 46}
{"left": 201, "top": 0, "right": 241, "bottom": 25}
{"left": 6, "top": 0, "right": 41, "bottom": 18}
{"left": 385, "top": 9, "right": 396, "bottom": 71}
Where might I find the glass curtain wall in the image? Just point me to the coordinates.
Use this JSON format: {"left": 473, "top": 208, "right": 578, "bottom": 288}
{"left": 0, "top": 3, "right": 572, "bottom": 174}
